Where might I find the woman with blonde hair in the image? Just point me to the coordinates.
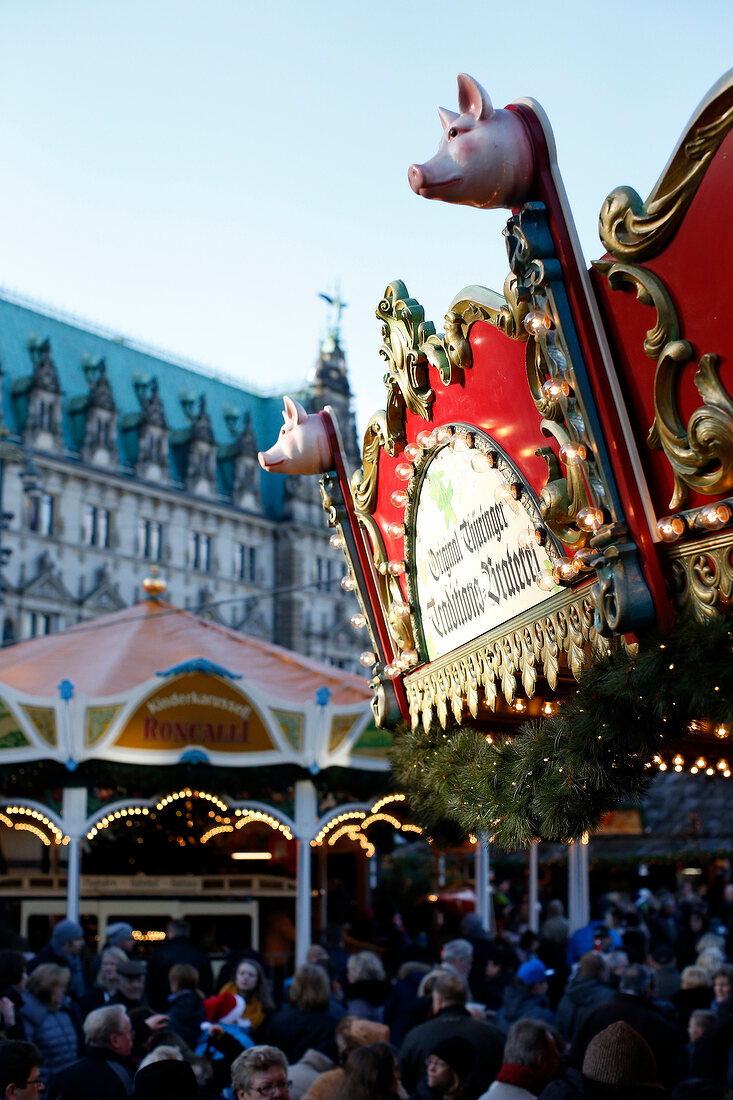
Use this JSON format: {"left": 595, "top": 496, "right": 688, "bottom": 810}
{"left": 264, "top": 964, "right": 345, "bottom": 1063}
{"left": 20, "top": 962, "right": 80, "bottom": 1079}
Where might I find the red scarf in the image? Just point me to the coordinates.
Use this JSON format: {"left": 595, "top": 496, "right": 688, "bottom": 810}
{"left": 495, "top": 1063, "right": 550, "bottom": 1095}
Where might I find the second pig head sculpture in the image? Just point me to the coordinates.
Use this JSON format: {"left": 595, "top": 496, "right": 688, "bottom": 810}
{"left": 258, "top": 395, "right": 334, "bottom": 475}
{"left": 408, "top": 73, "right": 534, "bottom": 209}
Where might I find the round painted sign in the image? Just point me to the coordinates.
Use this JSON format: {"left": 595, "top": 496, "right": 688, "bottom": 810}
{"left": 413, "top": 444, "right": 557, "bottom": 661}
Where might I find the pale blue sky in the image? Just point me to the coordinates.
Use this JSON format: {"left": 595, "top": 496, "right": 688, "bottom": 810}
{"left": 1, "top": 1, "right": 731, "bottom": 437}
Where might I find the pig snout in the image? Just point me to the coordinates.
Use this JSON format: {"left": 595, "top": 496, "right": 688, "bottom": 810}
{"left": 408, "top": 164, "right": 426, "bottom": 194}
{"left": 258, "top": 445, "right": 284, "bottom": 471}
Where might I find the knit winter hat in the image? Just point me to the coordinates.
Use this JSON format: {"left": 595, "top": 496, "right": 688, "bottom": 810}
{"left": 106, "top": 921, "right": 134, "bottom": 946}
{"left": 582, "top": 1022, "right": 661, "bottom": 1088}
{"left": 51, "top": 919, "right": 84, "bottom": 949}
{"left": 430, "top": 1036, "right": 476, "bottom": 1080}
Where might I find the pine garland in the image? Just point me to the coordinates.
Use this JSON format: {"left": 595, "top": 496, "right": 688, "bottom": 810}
{"left": 390, "top": 616, "right": 733, "bottom": 850}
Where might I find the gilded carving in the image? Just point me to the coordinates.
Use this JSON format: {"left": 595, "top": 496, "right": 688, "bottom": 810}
{"left": 599, "top": 84, "right": 733, "bottom": 260}
{"left": 597, "top": 261, "right": 733, "bottom": 510}
{"left": 357, "top": 512, "right": 416, "bottom": 658}
{"left": 663, "top": 531, "right": 733, "bottom": 621}
{"left": 405, "top": 588, "right": 608, "bottom": 731}
{"left": 351, "top": 411, "right": 391, "bottom": 516}
{"left": 536, "top": 423, "right": 591, "bottom": 548}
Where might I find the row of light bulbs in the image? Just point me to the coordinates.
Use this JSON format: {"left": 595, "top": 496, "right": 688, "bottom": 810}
{"left": 1, "top": 805, "right": 66, "bottom": 844}
{"left": 235, "top": 809, "right": 293, "bottom": 840}
{"left": 156, "top": 789, "right": 229, "bottom": 812}
{"left": 652, "top": 752, "right": 731, "bottom": 777}
{"left": 657, "top": 502, "right": 732, "bottom": 542}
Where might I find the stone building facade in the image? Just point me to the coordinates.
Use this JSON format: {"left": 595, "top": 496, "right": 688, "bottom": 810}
{"left": 0, "top": 291, "right": 365, "bottom": 671}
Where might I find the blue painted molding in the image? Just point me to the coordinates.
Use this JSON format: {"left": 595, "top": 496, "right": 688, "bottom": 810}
{"left": 156, "top": 658, "right": 242, "bottom": 680}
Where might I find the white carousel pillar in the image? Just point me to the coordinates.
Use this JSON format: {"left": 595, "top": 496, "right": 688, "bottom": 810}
{"left": 294, "top": 779, "right": 318, "bottom": 966}
{"left": 567, "top": 835, "right": 590, "bottom": 932}
{"left": 62, "top": 787, "right": 87, "bottom": 924}
{"left": 474, "top": 835, "right": 494, "bottom": 934}
{"left": 528, "top": 841, "right": 540, "bottom": 933}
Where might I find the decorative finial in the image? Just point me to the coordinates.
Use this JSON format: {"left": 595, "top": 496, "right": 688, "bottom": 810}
{"left": 142, "top": 565, "right": 167, "bottom": 599}
{"left": 318, "top": 284, "right": 347, "bottom": 350}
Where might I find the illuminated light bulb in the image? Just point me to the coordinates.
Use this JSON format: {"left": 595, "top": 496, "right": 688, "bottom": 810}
{"left": 494, "top": 483, "right": 514, "bottom": 505}
{"left": 675, "top": 765, "right": 683, "bottom": 772}
{"left": 451, "top": 431, "right": 473, "bottom": 452}
{"left": 577, "top": 507, "right": 604, "bottom": 533}
{"left": 535, "top": 570, "right": 556, "bottom": 592}
{"left": 514, "top": 699, "right": 526, "bottom": 712}
{"left": 542, "top": 702, "right": 554, "bottom": 716}
{"left": 387, "top": 560, "right": 405, "bottom": 576}
{"left": 434, "top": 425, "right": 453, "bottom": 445}
{"left": 658, "top": 762, "right": 668, "bottom": 771}
{"left": 392, "top": 602, "right": 411, "bottom": 618}
{"left": 573, "top": 547, "right": 599, "bottom": 571}
{"left": 706, "top": 767, "right": 714, "bottom": 776}
{"left": 387, "top": 522, "right": 405, "bottom": 539}
{"left": 673, "top": 755, "right": 683, "bottom": 766}
{"left": 698, "top": 503, "right": 732, "bottom": 530}
{"left": 656, "top": 515, "right": 685, "bottom": 542}
{"left": 718, "top": 760, "right": 728, "bottom": 770}
{"left": 384, "top": 664, "right": 401, "bottom": 679}
{"left": 696, "top": 757, "right": 706, "bottom": 768}
{"left": 725, "top": 770, "right": 731, "bottom": 778}
{"left": 523, "top": 309, "right": 550, "bottom": 336}
{"left": 416, "top": 430, "right": 435, "bottom": 449}
{"left": 716, "top": 725, "right": 728, "bottom": 738}
{"left": 391, "top": 490, "right": 408, "bottom": 508}
{"left": 519, "top": 527, "right": 542, "bottom": 549}
{"left": 471, "top": 451, "right": 491, "bottom": 473}
{"left": 559, "top": 441, "right": 587, "bottom": 466}
{"left": 401, "top": 648, "right": 418, "bottom": 666}
{"left": 541, "top": 378, "right": 571, "bottom": 403}
{"left": 340, "top": 575, "right": 356, "bottom": 592}
{"left": 329, "top": 532, "right": 344, "bottom": 550}
{"left": 395, "top": 462, "right": 412, "bottom": 481}
{"left": 350, "top": 613, "right": 366, "bottom": 629}
{"left": 552, "top": 557, "right": 576, "bottom": 584}
{"left": 404, "top": 442, "right": 421, "bottom": 462}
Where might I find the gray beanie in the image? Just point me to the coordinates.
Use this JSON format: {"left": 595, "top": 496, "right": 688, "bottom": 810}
{"left": 106, "top": 922, "right": 135, "bottom": 946}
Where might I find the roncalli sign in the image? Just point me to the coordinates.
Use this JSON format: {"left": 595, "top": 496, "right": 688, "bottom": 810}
{"left": 412, "top": 442, "right": 557, "bottom": 661}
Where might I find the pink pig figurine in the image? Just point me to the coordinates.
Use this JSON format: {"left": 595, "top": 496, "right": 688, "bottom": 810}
{"left": 408, "top": 73, "right": 534, "bottom": 209}
{"left": 258, "top": 395, "right": 334, "bottom": 475}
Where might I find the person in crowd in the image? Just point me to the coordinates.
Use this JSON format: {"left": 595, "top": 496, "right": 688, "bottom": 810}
{"left": 480, "top": 943, "right": 516, "bottom": 1014}
{"left": 554, "top": 954, "right": 613, "bottom": 1043}
{"left": 541, "top": 903, "right": 569, "bottom": 949}
{"left": 46, "top": 1003, "right": 134, "bottom": 1099}
{"left": 298, "top": 1016, "right": 389, "bottom": 1100}
{"left": 398, "top": 971, "right": 504, "bottom": 1100}
{"left": 20, "top": 964, "right": 80, "bottom": 1082}
{"left": 672, "top": 965, "right": 713, "bottom": 1029}
{"left": 417, "top": 1036, "right": 475, "bottom": 1100}
{"left": 343, "top": 951, "right": 389, "bottom": 1022}
{"left": 231, "top": 1044, "right": 292, "bottom": 1100}
{"left": 539, "top": 1021, "right": 663, "bottom": 1099}
{"left": 0, "top": 952, "right": 28, "bottom": 1041}
{"left": 685, "top": 1008, "right": 722, "bottom": 1079}
{"left": 112, "top": 960, "right": 150, "bottom": 1015}
{"left": 330, "top": 1042, "right": 402, "bottom": 1100}
{"left": 647, "top": 943, "right": 680, "bottom": 1001}
{"left": 710, "top": 963, "right": 733, "bottom": 1015}
{"left": 166, "top": 964, "right": 205, "bottom": 1049}
{"left": 263, "top": 965, "right": 344, "bottom": 1065}
{"left": 440, "top": 942, "right": 475, "bottom": 999}
{"left": 675, "top": 907, "right": 709, "bottom": 970}
{"left": 104, "top": 924, "right": 137, "bottom": 958}
{"left": 494, "top": 961, "right": 555, "bottom": 1034}
{"left": 29, "top": 921, "right": 87, "bottom": 1002}
{"left": 479, "top": 1019, "right": 558, "bottom": 1100}
{"left": 383, "top": 962, "right": 432, "bottom": 1046}
{"left": 133, "top": 1054, "right": 200, "bottom": 1100}
{"left": 0, "top": 1039, "right": 44, "bottom": 1099}
{"left": 79, "top": 946, "right": 127, "bottom": 1018}
{"left": 145, "top": 920, "right": 213, "bottom": 1013}
{"left": 218, "top": 959, "right": 275, "bottom": 1035}
{"left": 571, "top": 963, "right": 684, "bottom": 1091}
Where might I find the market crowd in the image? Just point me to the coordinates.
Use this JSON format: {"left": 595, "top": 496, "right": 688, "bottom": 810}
{"left": 2, "top": 882, "right": 733, "bottom": 1099}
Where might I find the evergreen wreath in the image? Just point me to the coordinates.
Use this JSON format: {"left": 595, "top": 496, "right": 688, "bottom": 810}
{"left": 390, "top": 615, "right": 733, "bottom": 850}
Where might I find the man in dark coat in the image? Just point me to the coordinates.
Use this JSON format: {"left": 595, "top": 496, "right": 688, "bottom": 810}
{"left": 398, "top": 971, "right": 504, "bottom": 1100}
{"left": 571, "top": 964, "right": 685, "bottom": 1090}
{"left": 46, "top": 1004, "right": 134, "bottom": 1099}
{"left": 555, "top": 953, "right": 613, "bottom": 1043}
{"left": 145, "top": 919, "right": 213, "bottom": 1012}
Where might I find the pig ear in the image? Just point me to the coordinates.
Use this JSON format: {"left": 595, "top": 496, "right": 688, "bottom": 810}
{"left": 438, "top": 106, "right": 460, "bottom": 130}
{"left": 456, "top": 73, "right": 494, "bottom": 121}
{"left": 283, "top": 395, "right": 308, "bottom": 425}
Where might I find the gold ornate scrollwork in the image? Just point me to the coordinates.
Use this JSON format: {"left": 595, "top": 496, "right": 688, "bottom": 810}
{"left": 599, "top": 84, "right": 733, "bottom": 261}
{"left": 597, "top": 261, "right": 733, "bottom": 510}
{"left": 663, "top": 531, "right": 733, "bottom": 621}
{"left": 351, "top": 411, "right": 391, "bottom": 516}
{"left": 357, "top": 512, "right": 416, "bottom": 659}
{"left": 535, "top": 422, "right": 592, "bottom": 547}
